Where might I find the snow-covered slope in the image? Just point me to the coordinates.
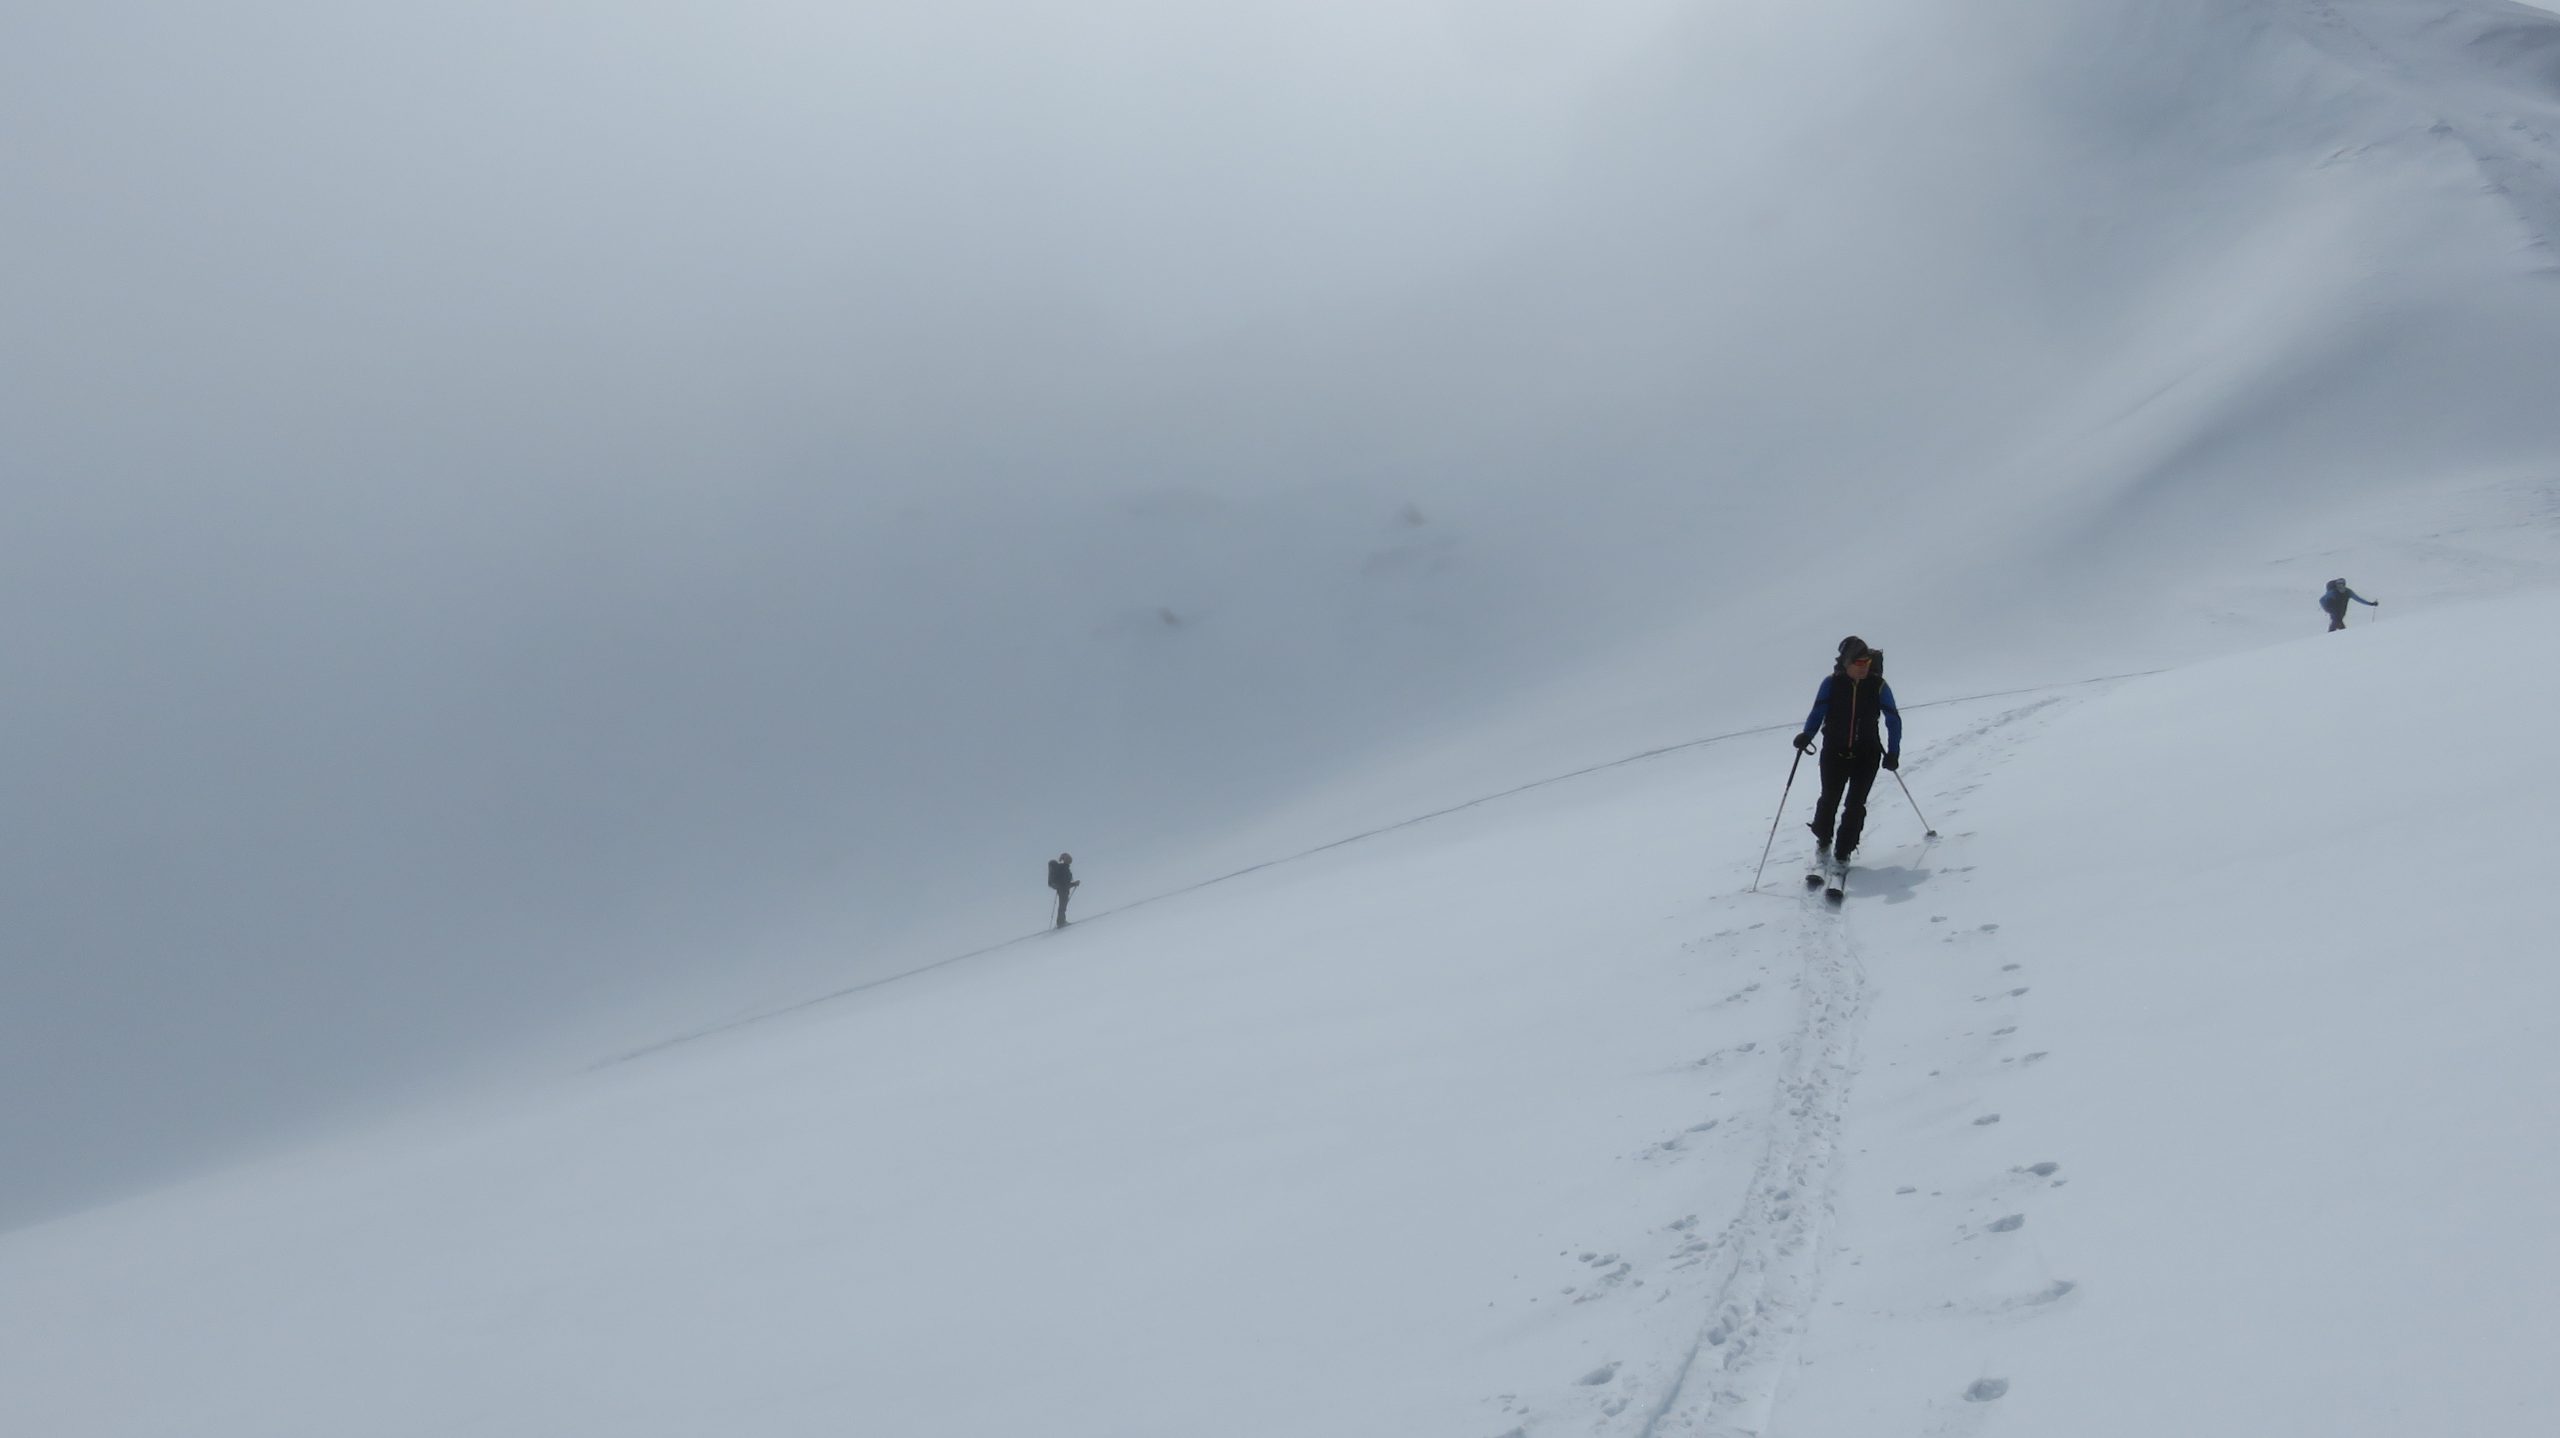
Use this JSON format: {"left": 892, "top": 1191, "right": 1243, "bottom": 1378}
{"left": 8, "top": 0, "right": 2560, "bottom": 1432}
{"left": 8, "top": 592, "right": 2556, "bottom": 1437}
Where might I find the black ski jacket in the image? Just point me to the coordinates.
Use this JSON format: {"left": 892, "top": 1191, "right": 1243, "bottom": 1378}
{"left": 1800, "top": 672, "right": 1902, "bottom": 755}
{"left": 1047, "top": 859, "right": 1074, "bottom": 892}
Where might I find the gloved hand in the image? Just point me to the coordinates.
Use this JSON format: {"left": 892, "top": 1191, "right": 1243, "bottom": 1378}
{"left": 1793, "top": 732, "right": 1814, "bottom": 753}
{"left": 1881, "top": 751, "right": 1900, "bottom": 771}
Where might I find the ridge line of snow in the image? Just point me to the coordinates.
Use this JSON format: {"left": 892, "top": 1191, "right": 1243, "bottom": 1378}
{"left": 600, "top": 671, "right": 2161, "bottom": 1070}
{"left": 2281, "top": 0, "right": 2560, "bottom": 254}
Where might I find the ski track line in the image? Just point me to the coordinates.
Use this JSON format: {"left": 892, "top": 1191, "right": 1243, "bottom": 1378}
{"left": 600, "top": 672, "right": 2150, "bottom": 1069}
{"left": 1617, "top": 685, "right": 2081, "bottom": 1436}
{"left": 1628, "top": 893, "right": 1867, "bottom": 1438}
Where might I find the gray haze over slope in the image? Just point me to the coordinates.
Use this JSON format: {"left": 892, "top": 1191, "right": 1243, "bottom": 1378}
{"left": 10, "top": 0, "right": 2560, "bottom": 1227}
{"left": 0, "top": 0, "right": 1719, "bottom": 1225}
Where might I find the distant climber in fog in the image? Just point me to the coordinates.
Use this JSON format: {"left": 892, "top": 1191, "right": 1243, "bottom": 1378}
{"left": 1048, "top": 853, "right": 1079, "bottom": 929}
{"left": 2319, "top": 578, "right": 2379, "bottom": 632}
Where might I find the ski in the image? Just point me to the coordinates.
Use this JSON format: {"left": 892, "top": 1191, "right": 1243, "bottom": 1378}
{"left": 1825, "top": 854, "right": 1847, "bottom": 904}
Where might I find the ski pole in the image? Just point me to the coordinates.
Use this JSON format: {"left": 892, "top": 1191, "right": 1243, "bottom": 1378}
{"left": 1893, "top": 769, "right": 1938, "bottom": 839}
{"left": 1752, "top": 745, "right": 1809, "bottom": 891}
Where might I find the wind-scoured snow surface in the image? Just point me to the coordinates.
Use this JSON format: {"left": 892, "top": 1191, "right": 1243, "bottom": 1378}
{"left": 8, "top": 0, "right": 2560, "bottom": 1433}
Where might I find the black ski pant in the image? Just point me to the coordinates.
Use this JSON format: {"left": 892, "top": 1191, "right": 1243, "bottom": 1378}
{"left": 1052, "top": 886, "right": 1072, "bottom": 928}
{"left": 1812, "top": 746, "right": 1883, "bottom": 857}
{"left": 2326, "top": 609, "right": 2346, "bottom": 632}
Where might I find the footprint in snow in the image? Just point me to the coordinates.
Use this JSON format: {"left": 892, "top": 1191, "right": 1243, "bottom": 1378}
{"left": 1951, "top": 1276, "right": 2081, "bottom": 1319}
{"left": 2015, "top": 1161, "right": 2059, "bottom": 1177}
{"left": 1965, "top": 1378, "right": 2011, "bottom": 1402}
{"left": 1973, "top": 1113, "right": 2002, "bottom": 1126}
{"left": 1987, "top": 1214, "right": 2026, "bottom": 1233}
{"left": 1578, "top": 1362, "right": 1619, "bottom": 1386}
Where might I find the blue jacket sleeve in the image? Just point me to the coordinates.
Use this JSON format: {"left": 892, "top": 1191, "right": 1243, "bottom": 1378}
{"left": 1801, "top": 678, "right": 1832, "bottom": 740}
{"left": 1880, "top": 682, "right": 1902, "bottom": 754}
{"left": 2351, "top": 590, "right": 2377, "bottom": 606}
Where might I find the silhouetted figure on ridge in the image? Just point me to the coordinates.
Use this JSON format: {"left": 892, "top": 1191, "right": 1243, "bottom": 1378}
{"left": 1048, "top": 852, "right": 1079, "bottom": 929}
